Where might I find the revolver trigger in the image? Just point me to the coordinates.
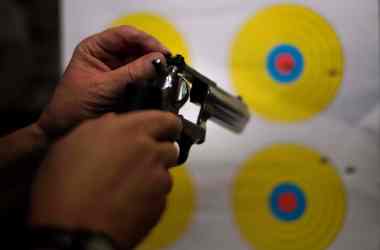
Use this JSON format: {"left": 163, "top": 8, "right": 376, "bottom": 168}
{"left": 176, "top": 134, "right": 194, "bottom": 165}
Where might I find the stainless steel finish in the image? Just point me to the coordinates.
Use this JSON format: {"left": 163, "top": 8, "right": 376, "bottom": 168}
{"left": 204, "top": 85, "right": 250, "bottom": 133}
{"left": 179, "top": 63, "right": 250, "bottom": 134}
{"left": 152, "top": 55, "right": 251, "bottom": 163}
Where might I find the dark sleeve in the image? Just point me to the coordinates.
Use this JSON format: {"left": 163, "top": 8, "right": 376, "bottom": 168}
{"left": 24, "top": 227, "right": 118, "bottom": 250}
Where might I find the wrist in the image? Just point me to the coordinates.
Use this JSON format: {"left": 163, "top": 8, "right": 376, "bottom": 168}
{"left": 26, "top": 226, "right": 119, "bottom": 250}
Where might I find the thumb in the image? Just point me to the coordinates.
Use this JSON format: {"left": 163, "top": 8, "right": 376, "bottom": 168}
{"left": 107, "top": 52, "right": 166, "bottom": 92}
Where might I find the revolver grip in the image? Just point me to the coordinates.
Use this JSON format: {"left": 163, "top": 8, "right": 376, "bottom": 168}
{"left": 119, "top": 83, "right": 205, "bottom": 165}
{"left": 176, "top": 116, "right": 206, "bottom": 165}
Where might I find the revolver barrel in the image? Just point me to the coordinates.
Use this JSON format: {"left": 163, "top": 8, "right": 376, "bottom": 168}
{"left": 181, "top": 64, "right": 250, "bottom": 134}
{"left": 202, "top": 83, "right": 250, "bottom": 133}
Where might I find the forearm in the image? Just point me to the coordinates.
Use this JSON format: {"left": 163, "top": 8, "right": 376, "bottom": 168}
{"left": 0, "top": 123, "right": 50, "bottom": 225}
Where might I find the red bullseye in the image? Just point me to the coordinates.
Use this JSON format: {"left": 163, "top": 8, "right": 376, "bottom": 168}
{"left": 275, "top": 53, "right": 295, "bottom": 75}
{"left": 278, "top": 192, "right": 298, "bottom": 213}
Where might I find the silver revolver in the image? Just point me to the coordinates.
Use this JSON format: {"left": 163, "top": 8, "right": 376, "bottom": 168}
{"left": 119, "top": 55, "right": 250, "bottom": 164}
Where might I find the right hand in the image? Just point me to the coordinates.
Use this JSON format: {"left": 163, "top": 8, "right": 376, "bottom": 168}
{"left": 29, "top": 111, "right": 182, "bottom": 249}
{"left": 37, "top": 25, "right": 170, "bottom": 138}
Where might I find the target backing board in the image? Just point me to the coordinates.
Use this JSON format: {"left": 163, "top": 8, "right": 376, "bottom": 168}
{"left": 62, "top": 1, "right": 380, "bottom": 250}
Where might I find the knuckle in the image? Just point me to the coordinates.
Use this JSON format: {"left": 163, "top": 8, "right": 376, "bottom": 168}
{"left": 118, "top": 25, "right": 138, "bottom": 34}
{"left": 147, "top": 111, "right": 177, "bottom": 129}
{"left": 75, "top": 37, "right": 92, "bottom": 53}
{"left": 145, "top": 35, "right": 163, "bottom": 47}
{"left": 117, "top": 25, "right": 162, "bottom": 48}
{"left": 162, "top": 144, "right": 178, "bottom": 162}
{"left": 143, "top": 111, "right": 167, "bottom": 122}
{"left": 163, "top": 112, "right": 182, "bottom": 131}
{"left": 124, "top": 65, "right": 137, "bottom": 83}
{"left": 118, "top": 25, "right": 145, "bottom": 40}
{"left": 156, "top": 169, "right": 173, "bottom": 194}
{"left": 152, "top": 112, "right": 182, "bottom": 137}
{"left": 80, "top": 37, "right": 92, "bottom": 46}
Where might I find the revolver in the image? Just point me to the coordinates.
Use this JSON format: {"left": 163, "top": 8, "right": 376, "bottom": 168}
{"left": 119, "top": 55, "right": 250, "bottom": 164}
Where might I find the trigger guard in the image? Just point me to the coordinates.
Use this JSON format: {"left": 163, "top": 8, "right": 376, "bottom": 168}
{"left": 175, "top": 116, "right": 206, "bottom": 164}
{"left": 176, "top": 134, "right": 194, "bottom": 165}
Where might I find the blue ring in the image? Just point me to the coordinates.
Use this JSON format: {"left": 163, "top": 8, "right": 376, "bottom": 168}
{"left": 267, "top": 44, "right": 304, "bottom": 84}
{"left": 270, "top": 183, "right": 307, "bottom": 222}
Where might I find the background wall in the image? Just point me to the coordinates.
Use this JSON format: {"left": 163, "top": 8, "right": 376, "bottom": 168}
{"left": 0, "top": 0, "right": 59, "bottom": 135}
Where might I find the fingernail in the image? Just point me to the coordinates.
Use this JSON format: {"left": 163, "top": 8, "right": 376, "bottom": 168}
{"left": 152, "top": 58, "right": 166, "bottom": 73}
{"left": 162, "top": 46, "right": 172, "bottom": 56}
{"left": 174, "top": 142, "right": 180, "bottom": 158}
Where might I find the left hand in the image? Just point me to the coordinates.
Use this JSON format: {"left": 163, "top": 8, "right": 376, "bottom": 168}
{"left": 37, "top": 25, "right": 170, "bottom": 137}
{"left": 30, "top": 111, "right": 182, "bottom": 249}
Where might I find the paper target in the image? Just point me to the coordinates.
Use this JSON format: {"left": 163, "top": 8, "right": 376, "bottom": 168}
{"left": 112, "top": 12, "right": 191, "bottom": 62}
{"left": 230, "top": 4, "right": 344, "bottom": 123}
{"left": 232, "top": 143, "right": 347, "bottom": 250}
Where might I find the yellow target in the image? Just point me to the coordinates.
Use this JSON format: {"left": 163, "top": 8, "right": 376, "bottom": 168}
{"left": 112, "top": 13, "right": 190, "bottom": 62}
{"left": 230, "top": 4, "right": 344, "bottom": 122}
{"left": 232, "top": 144, "right": 347, "bottom": 250}
{"left": 137, "top": 167, "right": 196, "bottom": 250}
{"left": 112, "top": 15, "right": 194, "bottom": 249}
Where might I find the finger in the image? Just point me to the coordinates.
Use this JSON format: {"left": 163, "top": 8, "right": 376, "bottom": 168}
{"left": 108, "top": 52, "right": 166, "bottom": 90}
{"left": 156, "top": 142, "right": 180, "bottom": 168}
{"left": 118, "top": 111, "right": 183, "bottom": 142}
{"left": 144, "top": 112, "right": 183, "bottom": 142}
{"left": 83, "top": 26, "right": 170, "bottom": 58}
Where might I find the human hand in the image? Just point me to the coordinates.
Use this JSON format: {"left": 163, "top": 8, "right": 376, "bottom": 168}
{"left": 37, "top": 26, "right": 170, "bottom": 137}
{"left": 29, "top": 111, "right": 182, "bottom": 249}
